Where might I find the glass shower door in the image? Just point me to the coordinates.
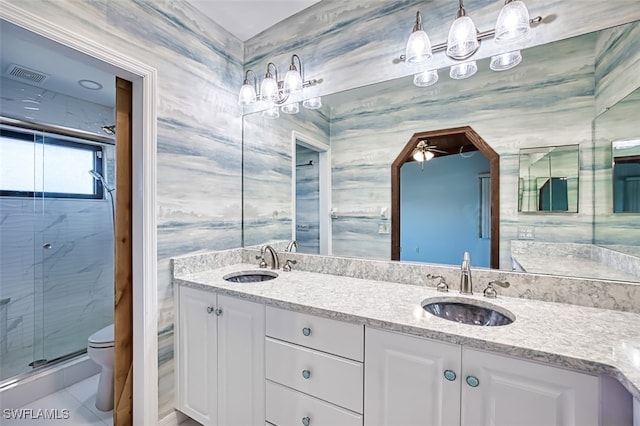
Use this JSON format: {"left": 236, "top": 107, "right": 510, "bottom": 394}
{"left": 0, "top": 127, "right": 42, "bottom": 379}
{"left": 39, "top": 130, "right": 114, "bottom": 364}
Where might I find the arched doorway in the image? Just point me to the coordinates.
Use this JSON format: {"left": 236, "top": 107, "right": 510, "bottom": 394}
{"left": 391, "top": 126, "right": 500, "bottom": 269}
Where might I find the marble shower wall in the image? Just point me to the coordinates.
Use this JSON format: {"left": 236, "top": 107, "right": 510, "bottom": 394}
{"left": 4, "top": 0, "right": 244, "bottom": 418}
{"left": 0, "top": 77, "right": 115, "bottom": 134}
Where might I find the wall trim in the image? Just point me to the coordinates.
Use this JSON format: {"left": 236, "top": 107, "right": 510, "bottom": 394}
{"left": 0, "top": 3, "right": 159, "bottom": 424}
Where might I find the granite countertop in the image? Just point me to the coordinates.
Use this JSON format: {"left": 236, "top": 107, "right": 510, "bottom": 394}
{"left": 174, "top": 262, "right": 640, "bottom": 400}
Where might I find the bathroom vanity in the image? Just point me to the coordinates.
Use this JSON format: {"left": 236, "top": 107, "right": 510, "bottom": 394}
{"left": 172, "top": 249, "right": 640, "bottom": 426}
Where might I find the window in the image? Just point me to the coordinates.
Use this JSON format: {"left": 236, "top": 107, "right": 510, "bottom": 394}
{"left": 0, "top": 128, "right": 104, "bottom": 199}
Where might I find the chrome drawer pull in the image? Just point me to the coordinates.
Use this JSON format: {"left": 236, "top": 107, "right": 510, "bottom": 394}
{"left": 302, "top": 327, "right": 311, "bottom": 336}
{"left": 302, "top": 369, "right": 311, "bottom": 379}
{"left": 302, "top": 416, "right": 310, "bottom": 426}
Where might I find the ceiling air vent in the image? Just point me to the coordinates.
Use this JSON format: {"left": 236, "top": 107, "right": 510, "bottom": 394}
{"left": 5, "top": 63, "right": 50, "bottom": 84}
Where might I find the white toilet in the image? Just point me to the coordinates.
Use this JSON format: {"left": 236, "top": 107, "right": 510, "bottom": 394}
{"left": 87, "top": 324, "right": 115, "bottom": 411}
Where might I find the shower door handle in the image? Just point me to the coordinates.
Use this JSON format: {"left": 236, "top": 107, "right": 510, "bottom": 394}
{"left": 43, "top": 243, "right": 52, "bottom": 249}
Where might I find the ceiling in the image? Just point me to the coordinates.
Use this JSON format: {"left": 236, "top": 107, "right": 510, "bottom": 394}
{"left": 1, "top": 20, "right": 115, "bottom": 108}
{"left": 186, "top": 0, "right": 322, "bottom": 41}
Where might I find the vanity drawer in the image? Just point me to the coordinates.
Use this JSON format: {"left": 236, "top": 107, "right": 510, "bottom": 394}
{"left": 266, "top": 306, "right": 363, "bottom": 361}
{"left": 266, "top": 380, "right": 362, "bottom": 426}
{"left": 265, "top": 337, "right": 363, "bottom": 413}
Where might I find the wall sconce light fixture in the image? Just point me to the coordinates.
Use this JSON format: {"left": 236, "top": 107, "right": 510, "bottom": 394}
{"left": 397, "top": 0, "right": 542, "bottom": 86}
{"left": 239, "top": 54, "right": 321, "bottom": 119}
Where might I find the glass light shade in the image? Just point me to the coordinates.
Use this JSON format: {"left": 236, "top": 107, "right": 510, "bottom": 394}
{"left": 283, "top": 69, "right": 303, "bottom": 94}
{"left": 413, "top": 149, "right": 435, "bottom": 162}
{"left": 446, "top": 16, "right": 479, "bottom": 60}
{"left": 490, "top": 50, "right": 522, "bottom": 71}
{"left": 405, "top": 30, "right": 433, "bottom": 64}
{"left": 262, "top": 106, "right": 280, "bottom": 119}
{"left": 449, "top": 61, "right": 477, "bottom": 79}
{"left": 413, "top": 69, "right": 439, "bottom": 87}
{"left": 260, "top": 76, "right": 278, "bottom": 102}
{"left": 238, "top": 83, "right": 257, "bottom": 106}
{"left": 281, "top": 102, "right": 300, "bottom": 114}
{"left": 494, "top": 1, "right": 531, "bottom": 44}
{"left": 302, "top": 97, "right": 322, "bottom": 109}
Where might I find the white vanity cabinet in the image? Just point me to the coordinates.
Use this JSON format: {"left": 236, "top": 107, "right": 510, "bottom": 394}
{"left": 264, "top": 307, "right": 364, "bottom": 426}
{"left": 176, "top": 286, "right": 265, "bottom": 426}
{"left": 365, "top": 327, "right": 606, "bottom": 426}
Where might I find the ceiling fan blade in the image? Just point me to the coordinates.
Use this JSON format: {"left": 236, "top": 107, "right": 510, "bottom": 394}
{"left": 427, "top": 147, "right": 448, "bottom": 154}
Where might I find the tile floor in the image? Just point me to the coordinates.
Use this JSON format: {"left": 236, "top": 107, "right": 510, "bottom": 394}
{"left": 2, "top": 374, "right": 112, "bottom": 425}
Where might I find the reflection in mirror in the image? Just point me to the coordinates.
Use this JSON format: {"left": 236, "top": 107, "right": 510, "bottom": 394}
{"left": 612, "top": 139, "right": 640, "bottom": 213}
{"left": 594, "top": 71, "right": 640, "bottom": 265}
{"left": 243, "top": 20, "right": 640, "bottom": 284}
{"left": 518, "top": 145, "right": 579, "bottom": 213}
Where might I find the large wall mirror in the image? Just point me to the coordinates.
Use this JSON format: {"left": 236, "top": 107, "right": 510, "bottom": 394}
{"left": 242, "top": 20, "right": 640, "bottom": 284}
{"left": 594, "top": 82, "right": 640, "bottom": 260}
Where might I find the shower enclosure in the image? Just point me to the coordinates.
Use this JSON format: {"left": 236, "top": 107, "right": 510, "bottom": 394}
{"left": 0, "top": 121, "right": 115, "bottom": 383}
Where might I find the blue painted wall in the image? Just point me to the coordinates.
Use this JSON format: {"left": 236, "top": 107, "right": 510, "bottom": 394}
{"left": 400, "top": 153, "right": 490, "bottom": 267}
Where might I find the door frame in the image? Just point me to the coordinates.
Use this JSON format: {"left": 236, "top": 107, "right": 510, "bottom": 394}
{"left": 1, "top": 4, "right": 159, "bottom": 425}
{"left": 291, "top": 131, "right": 332, "bottom": 255}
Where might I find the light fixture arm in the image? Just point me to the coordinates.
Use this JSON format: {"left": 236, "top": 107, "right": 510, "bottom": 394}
{"left": 413, "top": 11, "right": 423, "bottom": 32}
{"left": 290, "top": 54, "right": 304, "bottom": 82}
{"left": 456, "top": 0, "right": 466, "bottom": 18}
{"left": 244, "top": 69, "right": 257, "bottom": 90}
{"left": 266, "top": 62, "right": 279, "bottom": 82}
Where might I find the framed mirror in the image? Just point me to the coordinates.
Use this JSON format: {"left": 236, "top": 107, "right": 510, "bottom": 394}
{"left": 518, "top": 145, "right": 579, "bottom": 213}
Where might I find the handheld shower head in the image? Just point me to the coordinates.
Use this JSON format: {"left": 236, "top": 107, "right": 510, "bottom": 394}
{"left": 89, "top": 169, "right": 103, "bottom": 182}
{"left": 88, "top": 170, "right": 114, "bottom": 193}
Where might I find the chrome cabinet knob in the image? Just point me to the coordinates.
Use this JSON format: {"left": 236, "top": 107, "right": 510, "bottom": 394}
{"left": 43, "top": 243, "right": 52, "bottom": 249}
{"left": 214, "top": 308, "right": 222, "bottom": 316}
{"left": 466, "top": 375, "right": 480, "bottom": 387}
{"left": 443, "top": 369, "right": 457, "bottom": 381}
{"left": 302, "top": 416, "right": 311, "bottom": 426}
{"left": 206, "top": 306, "right": 214, "bottom": 314}
{"left": 302, "top": 327, "right": 311, "bottom": 336}
{"left": 302, "top": 369, "right": 311, "bottom": 379}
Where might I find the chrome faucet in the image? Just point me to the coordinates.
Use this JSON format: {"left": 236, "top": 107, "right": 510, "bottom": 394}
{"left": 261, "top": 245, "right": 280, "bottom": 270}
{"left": 460, "top": 251, "right": 473, "bottom": 294}
{"left": 285, "top": 240, "right": 298, "bottom": 252}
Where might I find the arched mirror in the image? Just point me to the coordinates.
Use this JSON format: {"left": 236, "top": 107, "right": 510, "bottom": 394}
{"left": 391, "top": 126, "right": 499, "bottom": 268}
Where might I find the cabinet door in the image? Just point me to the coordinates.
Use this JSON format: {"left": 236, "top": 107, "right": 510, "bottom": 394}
{"left": 217, "top": 294, "right": 265, "bottom": 426}
{"left": 364, "top": 328, "right": 461, "bottom": 426}
{"left": 461, "top": 348, "right": 599, "bottom": 426}
{"left": 176, "top": 286, "right": 217, "bottom": 425}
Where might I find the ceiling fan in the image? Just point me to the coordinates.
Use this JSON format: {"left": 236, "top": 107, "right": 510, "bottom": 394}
{"left": 412, "top": 140, "right": 447, "bottom": 162}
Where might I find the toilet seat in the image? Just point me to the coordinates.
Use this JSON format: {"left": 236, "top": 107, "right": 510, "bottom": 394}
{"left": 88, "top": 324, "right": 114, "bottom": 349}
